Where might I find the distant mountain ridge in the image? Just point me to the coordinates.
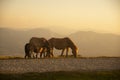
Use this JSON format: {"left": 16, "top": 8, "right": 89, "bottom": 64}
{"left": 0, "top": 28, "right": 120, "bottom": 57}
{"left": 0, "top": 28, "right": 61, "bottom": 56}
{"left": 69, "top": 31, "right": 120, "bottom": 57}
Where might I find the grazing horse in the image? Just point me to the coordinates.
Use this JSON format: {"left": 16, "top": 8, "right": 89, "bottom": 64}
{"left": 24, "top": 43, "right": 41, "bottom": 58}
{"left": 24, "top": 43, "right": 51, "bottom": 59}
{"left": 48, "top": 37, "right": 78, "bottom": 58}
{"left": 29, "top": 37, "right": 51, "bottom": 58}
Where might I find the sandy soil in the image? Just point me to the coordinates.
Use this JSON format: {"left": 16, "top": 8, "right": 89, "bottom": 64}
{"left": 0, "top": 58, "right": 120, "bottom": 73}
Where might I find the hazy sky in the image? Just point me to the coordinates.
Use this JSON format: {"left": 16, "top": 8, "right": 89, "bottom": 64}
{"left": 0, "top": 0, "right": 120, "bottom": 34}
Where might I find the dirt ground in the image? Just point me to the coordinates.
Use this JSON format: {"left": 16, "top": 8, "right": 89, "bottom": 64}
{"left": 0, "top": 58, "right": 120, "bottom": 73}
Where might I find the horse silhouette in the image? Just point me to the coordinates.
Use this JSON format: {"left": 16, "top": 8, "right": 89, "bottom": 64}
{"left": 29, "top": 37, "right": 51, "bottom": 58}
{"left": 48, "top": 37, "right": 78, "bottom": 58}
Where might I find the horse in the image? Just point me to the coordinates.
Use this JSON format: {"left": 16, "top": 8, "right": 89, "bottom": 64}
{"left": 29, "top": 37, "right": 51, "bottom": 58}
{"left": 48, "top": 37, "right": 78, "bottom": 58}
{"left": 24, "top": 43, "right": 42, "bottom": 58}
{"left": 24, "top": 43, "right": 52, "bottom": 59}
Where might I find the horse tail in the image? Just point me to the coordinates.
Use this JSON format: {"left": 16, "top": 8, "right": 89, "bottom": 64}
{"left": 25, "top": 43, "right": 30, "bottom": 54}
{"left": 24, "top": 43, "right": 31, "bottom": 58}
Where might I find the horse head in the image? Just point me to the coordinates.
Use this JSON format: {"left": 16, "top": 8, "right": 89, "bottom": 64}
{"left": 72, "top": 46, "right": 78, "bottom": 58}
{"left": 44, "top": 41, "right": 53, "bottom": 57}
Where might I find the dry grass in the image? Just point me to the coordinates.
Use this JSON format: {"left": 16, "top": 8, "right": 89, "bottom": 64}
{"left": 0, "top": 56, "right": 23, "bottom": 60}
{"left": 0, "top": 70, "right": 120, "bottom": 80}
{"left": 0, "top": 55, "right": 120, "bottom": 60}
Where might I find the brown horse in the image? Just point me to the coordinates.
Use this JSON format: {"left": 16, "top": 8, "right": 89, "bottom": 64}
{"left": 24, "top": 43, "right": 48, "bottom": 58}
{"left": 29, "top": 37, "right": 51, "bottom": 58}
{"left": 48, "top": 37, "right": 78, "bottom": 58}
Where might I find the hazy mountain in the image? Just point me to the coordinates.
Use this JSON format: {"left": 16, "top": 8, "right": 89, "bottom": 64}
{"left": 0, "top": 28, "right": 120, "bottom": 57}
{"left": 0, "top": 28, "right": 62, "bottom": 56}
{"left": 69, "top": 31, "right": 120, "bottom": 57}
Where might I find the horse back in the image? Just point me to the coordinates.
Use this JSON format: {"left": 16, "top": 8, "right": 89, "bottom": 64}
{"left": 48, "top": 37, "right": 70, "bottom": 49}
{"left": 29, "top": 37, "right": 48, "bottom": 47}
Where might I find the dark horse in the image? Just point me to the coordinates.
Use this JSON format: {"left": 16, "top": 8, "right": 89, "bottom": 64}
{"left": 29, "top": 37, "right": 51, "bottom": 58}
{"left": 48, "top": 37, "right": 78, "bottom": 58}
{"left": 24, "top": 43, "right": 47, "bottom": 58}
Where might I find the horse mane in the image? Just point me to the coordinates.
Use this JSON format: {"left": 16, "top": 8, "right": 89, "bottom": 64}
{"left": 64, "top": 37, "right": 77, "bottom": 49}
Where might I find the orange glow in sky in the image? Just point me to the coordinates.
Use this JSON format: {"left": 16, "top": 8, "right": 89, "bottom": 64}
{"left": 0, "top": 0, "right": 120, "bottom": 34}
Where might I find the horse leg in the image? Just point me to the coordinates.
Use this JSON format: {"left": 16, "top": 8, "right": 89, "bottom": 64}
{"left": 33, "top": 55, "right": 35, "bottom": 58}
{"left": 28, "top": 54, "right": 31, "bottom": 59}
{"left": 39, "top": 48, "right": 43, "bottom": 58}
{"left": 42, "top": 48, "right": 46, "bottom": 58}
{"left": 50, "top": 48, "right": 54, "bottom": 57}
{"left": 61, "top": 48, "right": 65, "bottom": 56}
{"left": 47, "top": 48, "right": 54, "bottom": 57}
{"left": 27, "top": 51, "right": 32, "bottom": 58}
{"left": 28, "top": 53, "right": 31, "bottom": 59}
{"left": 36, "top": 53, "right": 38, "bottom": 58}
{"left": 24, "top": 55, "right": 27, "bottom": 59}
{"left": 43, "top": 52, "right": 46, "bottom": 58}
{"left": 24, "top": 53, "right": 28, "bottom": 58}
{"left": 32, "top": 52, "right": 35, "bottom": 59}
{"left": 39, "top": 52, "right": 42, "bottom": 58}
{"left": 30, "top": 49, "right": 35, "bottom": 58}
{"left": 66, "top": 48, "right": 69, "bottom": 57}
{"left": 40, "top": 52, "right": 45, "bottom": 58}
{"left": 40, "top": 50, "right": 44, "bottom": 58}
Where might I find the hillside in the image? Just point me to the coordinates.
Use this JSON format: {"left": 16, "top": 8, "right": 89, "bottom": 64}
{"left": 0, "top": 28, "right": 61, "bottom": 56}
{"left": 69, "top": 31, "right": 120, "bottom": 57}
{"left": 0, "top": 28, "right": 120, "bottom": 57}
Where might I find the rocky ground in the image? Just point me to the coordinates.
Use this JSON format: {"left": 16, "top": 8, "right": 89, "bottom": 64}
{"left": 0, "top": 58, "right": 120, "bottom": 73}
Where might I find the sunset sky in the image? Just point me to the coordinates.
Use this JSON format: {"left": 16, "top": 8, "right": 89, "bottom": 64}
{"left": 0, "top": 0, "right": 120, "bottom": 34}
